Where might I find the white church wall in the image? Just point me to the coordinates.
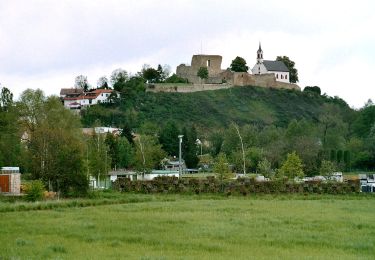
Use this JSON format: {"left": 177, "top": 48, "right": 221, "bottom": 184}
{"left": 251, "top": 63, "right": 268, "bottom": 75}
{"left": 274, "top": 71, "right": 290, "bottom": 83}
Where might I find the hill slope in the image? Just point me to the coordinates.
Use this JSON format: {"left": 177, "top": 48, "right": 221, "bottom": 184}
{"left": 81, "top": 86, "right": 353, "bottom": 130}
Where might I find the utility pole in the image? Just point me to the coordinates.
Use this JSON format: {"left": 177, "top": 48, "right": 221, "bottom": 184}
{"left": 178, "top": 135, "right": 184, "bottom": 178}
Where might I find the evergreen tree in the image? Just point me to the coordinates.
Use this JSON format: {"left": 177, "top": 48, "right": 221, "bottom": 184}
{"left": 159, "top": 121, "right": 179, "bottom": 156}
{"left": 182, "top": 126, "right": 199, "bottom": 168}
{"left": 278, "top": 152, "right": 304, "bottom": 179}
{"left": 105, "top": 133, "right": 119, "bottom": 169}
{"left": 118, "top": 137, "right": 134, "bottom": 169}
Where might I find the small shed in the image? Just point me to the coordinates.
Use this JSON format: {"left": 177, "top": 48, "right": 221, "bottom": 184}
{"left": 0, "top": 167, "right": 21, "bottom": 195}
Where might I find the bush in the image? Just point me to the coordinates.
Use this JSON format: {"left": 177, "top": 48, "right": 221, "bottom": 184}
{"left": 25, "top": 180, "right": 45, "bottom": 202}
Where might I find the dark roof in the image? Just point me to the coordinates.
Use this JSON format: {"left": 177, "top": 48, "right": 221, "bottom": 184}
{"left": 263, "top": 60, "right": 289, "bottom": 72}
{"left": 60, "top": 88, "right": 84, "bottom": 95}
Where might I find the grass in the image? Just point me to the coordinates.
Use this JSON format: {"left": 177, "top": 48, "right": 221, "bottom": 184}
{"left": 0, "top": 193, "right": 375, "bottom": 259}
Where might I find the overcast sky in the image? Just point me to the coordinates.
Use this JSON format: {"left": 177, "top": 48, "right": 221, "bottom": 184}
{"left": 1, "top": 0, "right": 374, "bottom": 108}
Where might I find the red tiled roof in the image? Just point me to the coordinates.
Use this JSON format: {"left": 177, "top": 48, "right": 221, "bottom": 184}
{"left": 63, "top": 89, "right": 114, "bottom": 101}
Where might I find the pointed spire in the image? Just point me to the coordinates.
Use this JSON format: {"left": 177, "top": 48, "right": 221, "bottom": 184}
{"left": 257, "top": 42, "right": 263, "bottom": 63}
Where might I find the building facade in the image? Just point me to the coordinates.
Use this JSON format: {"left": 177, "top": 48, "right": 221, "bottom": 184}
{"left": 251, "top": 43, "right": 290, "bottom": 83}
{"left": 61, "top": 89, "right": 118, "bottom": 110}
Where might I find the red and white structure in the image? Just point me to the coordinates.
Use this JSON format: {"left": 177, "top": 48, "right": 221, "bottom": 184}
{"left": 60, "top": 89, "right": 118, "bottom": 110}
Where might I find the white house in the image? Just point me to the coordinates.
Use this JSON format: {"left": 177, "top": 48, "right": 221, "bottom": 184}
{"left": 251, "top": 43, "right": 290, "bottom": 83}
{"left": 62, "top": 89, "right": 118, "bottom": 110}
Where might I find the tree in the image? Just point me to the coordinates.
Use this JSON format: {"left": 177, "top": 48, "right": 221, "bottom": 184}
{"left": 75, "top": 75, "right": 90, "bottom": 91}
{"left": 303, "top": 86, "right": 321, "bottom": 95}
{"left": 213, "top": 153, "right": 232, "bottom": 192}
{"left": 18, "top": 90, "right": 88, "bottom": 195}
{"left": 0, "top": 86, "right": 14, "bottom": 109}
{"left": 110, "top": 68, "right": 128, "bottom": 86}
{"left": 319, "top": 160, "right": 336, "bottom": 178}
{"left": 159, "top": 121, "right": 179, "bottom": 156}
{"left": 276, "top": 56, "right": 298, "bottom": 83}
{"left": 165, "top": 74, "right": 188, "bottom": 83}
{"left": 121, "top": 125, "right": 135, "bottom": 145}
{"left": 278, "top": 152, "right": 304, "bottom": 179}
{"left": 0, "top": 86, "right": 20, "bottom": 167}
{"left": 182, "top": 126, "right": 199, "bottom": 168}
{"left": 134, "top": 135, "right": 166, "bottom": 175}
{"left": 116, "top": 76, "right": 146, "bottom": 103}
{"left": 105, "top": 133, "right": 119, "bottom": 169}
{"left": 87, "top": 132, "right": 111, "bottom": 188}
{"left": 257, "top": 158, "right": 274, "bottom": 178}
{"left": 197, "top": 67, "right": 208, "bottom": 82}
{"left": 118, "top": 137, "right": 134, "bottom": 169}
{"left": 319, "top": 104, "right": 347, "bottom": 150}
{"left": 97, "top": 76, "right": 109, "bottom": 89}
{"left": 142, "top": 64, "right": 168, "bottom": 83}
{"left": 208, "top": 130, "right": 224, "bottom": 156}
{"left": 230, "top": 56, "right": 249, "bottom": 72}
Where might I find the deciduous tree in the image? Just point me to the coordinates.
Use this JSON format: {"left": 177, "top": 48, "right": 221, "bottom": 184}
{"left": 75, "top": 75, "right": 90, "bottom": 91}
{"left": 197, "top": 67, "right": 208, "bottom": 83}
{"left": 230, "top": 56, "right": 249, "bottom": 72}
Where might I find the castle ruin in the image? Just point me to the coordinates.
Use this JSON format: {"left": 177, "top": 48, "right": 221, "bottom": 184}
{"left": 174, "top": 51, "right": 300, "bottom": 91}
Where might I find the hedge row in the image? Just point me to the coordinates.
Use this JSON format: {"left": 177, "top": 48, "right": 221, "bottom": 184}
{"left": 113, "top": 176, "right": 360, "bottom": 195}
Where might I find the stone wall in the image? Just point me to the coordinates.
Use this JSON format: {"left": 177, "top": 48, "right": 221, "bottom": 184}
{"left": 148, "top": 72, "right": 300, "bottom": 93}
{"left": 176, "top": 55, "right": 225, "bottom": 84}
{"left": 147, "top": 83, "right": 233, "bottom": 93}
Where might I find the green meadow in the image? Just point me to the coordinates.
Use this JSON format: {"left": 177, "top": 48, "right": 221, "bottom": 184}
{"left": 1, "top": 194, "right": 375, "bottom": 259}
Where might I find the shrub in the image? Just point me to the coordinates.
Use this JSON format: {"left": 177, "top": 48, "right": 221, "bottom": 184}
{"left": 25, "top": 180, "right": 45, "bottom": 202}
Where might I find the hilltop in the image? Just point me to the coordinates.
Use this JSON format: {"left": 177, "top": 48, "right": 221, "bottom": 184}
{"left": 81, "top": 85, "right": 353, "bottom": 130}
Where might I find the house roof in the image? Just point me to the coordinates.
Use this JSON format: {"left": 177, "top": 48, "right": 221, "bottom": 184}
{"left": 60, "top": 88, "right": 84, "bottom": 96}
{"left": 63, "top": 89, "right": 114, "bottom": 101}
{"left": 263, "top": 60, "right": 289, "bottom": 72}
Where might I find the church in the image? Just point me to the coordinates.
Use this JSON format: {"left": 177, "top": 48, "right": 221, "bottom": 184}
{"left": 251, "top": 43, "right": 290, "bottom": 83}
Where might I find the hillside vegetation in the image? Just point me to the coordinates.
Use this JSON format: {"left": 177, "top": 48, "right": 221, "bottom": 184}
{"left": 82, "top": 86, "right": 352, "bottom": 130}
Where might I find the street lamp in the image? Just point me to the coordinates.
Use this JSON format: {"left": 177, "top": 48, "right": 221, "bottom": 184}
{"left": 178, "top": 135, "right": 184, "bottom": 178}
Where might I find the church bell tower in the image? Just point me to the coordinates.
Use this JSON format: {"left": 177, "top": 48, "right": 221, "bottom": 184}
{"left": 257, "top": 42, "right": 263, "bottom": 63}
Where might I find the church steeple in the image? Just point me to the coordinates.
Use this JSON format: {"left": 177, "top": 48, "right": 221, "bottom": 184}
{"left": 257, "top": 42, "right": 263, "bottom": 63}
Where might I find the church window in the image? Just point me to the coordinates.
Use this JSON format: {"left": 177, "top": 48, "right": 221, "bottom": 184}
{"left": 207, "top": 60, "right": 211, "bottom": 67}
{"left": 285, "top": 75, "right": 288, "bottom": 79}
{"left": 276, "top": 74, "right": 278, "bottom": 79}
{"left": 281, "top": 75, "right": 284, "bottom": 79}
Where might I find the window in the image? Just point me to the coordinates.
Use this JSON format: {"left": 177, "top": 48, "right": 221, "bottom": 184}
{"left": 285, "top": 75, "right": 288, "bottom": 79}
{"left": 276, "top": 74, "right": 278, "bottom": 79}
{"left": 207, "top": 60, "right": 211, "bottom": 67}
{"left": 281, "top": 75, "right": 284, "bottom": 79}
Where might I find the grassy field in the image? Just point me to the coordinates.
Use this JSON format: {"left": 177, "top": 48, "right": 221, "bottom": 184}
{"left": 1, "top": 194, "right": 374, "bottom": 259}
